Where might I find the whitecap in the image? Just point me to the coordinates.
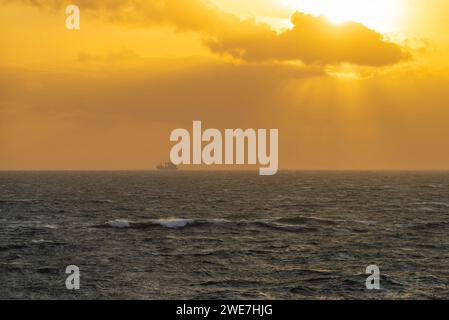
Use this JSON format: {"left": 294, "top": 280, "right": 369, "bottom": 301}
{"left": 31, "top": 239, "right": 47, "bottom": 244}
{"left": 43, "top": 224, "right": 58, "bottom": 229}
{"left": 108, "top": 219, "right": 130, "bottom": 228}
{"left": 154, "top": 218, "right": 193, "bottom": 229}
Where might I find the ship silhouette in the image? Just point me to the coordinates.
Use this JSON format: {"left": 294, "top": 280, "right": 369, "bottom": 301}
{"left": 156, "top": 161, "right": 178, "bottom": 171}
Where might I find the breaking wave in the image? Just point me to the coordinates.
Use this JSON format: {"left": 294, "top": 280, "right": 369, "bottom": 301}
{"left": 108, "top": 219, "right": 130, "bottom": 228}
{"left": 154, "top": 218, "right": 194, "bottom": 228}
{"left": 99, "top": 216, "right": 344, "bottom": 232}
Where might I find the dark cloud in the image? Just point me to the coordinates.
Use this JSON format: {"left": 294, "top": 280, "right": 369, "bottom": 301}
{"left": 207, "top": 12, "right": 410, "bottom": 66}
{"left": 2, "top": 0, "right": 409, "bottom": 66}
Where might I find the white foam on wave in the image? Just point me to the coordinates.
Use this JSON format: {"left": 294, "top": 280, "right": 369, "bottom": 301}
{"left": 108, "top": 219, "right": 130, "bottom": 228}
{"left": 154, "top": 218, "right": 193, "bottom": 229}
{"left": 31, "top": 239, "right": 47, "bottom": 244}
{"left": 43, "top": 224, "right": 58, "bottom": 229}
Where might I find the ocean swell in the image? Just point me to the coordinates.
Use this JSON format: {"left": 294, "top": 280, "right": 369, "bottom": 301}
{"left": 100, "top": 216, "right": 337, "bottom": 232}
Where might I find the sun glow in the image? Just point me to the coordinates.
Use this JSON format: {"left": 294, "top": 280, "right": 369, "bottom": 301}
{"left": 283, "top": 0, "right": 403, "bottom": 32}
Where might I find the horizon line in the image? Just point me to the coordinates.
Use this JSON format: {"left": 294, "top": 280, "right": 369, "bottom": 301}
{"left": 1, "top": 169, "right": 449, "bottom": 172}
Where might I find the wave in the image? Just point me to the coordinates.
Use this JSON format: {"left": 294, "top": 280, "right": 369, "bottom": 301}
{"left": 43, "top": 224, "right": 58, "bottom": 229}
{"left": 104, "top": 218, "right": 226, "bottom": 229}
{"left": 414, "top": 201, "right": 449, "bottom": 208}
{"left": 254, "top": 221, "right": 317, "bottom": 232}
{"left": 90, "top": 199, "right": 114, "bottom": 204}
{"left": 99, "top": 216, "right": 337, "bottom": 232}
{"left": 275, "top": 216, "right": 339, "bottom": 226}
{"left": 409, "top": 221, "right": 449, "bottom": 231}
{"left": 155, "top": 218, "right": 194, "bottom": 228}
{"left": 108, "top": 219, "right": 130, "bottom": 228}
{"left": 0, "top": 199, "right": 40, "bottom": 203}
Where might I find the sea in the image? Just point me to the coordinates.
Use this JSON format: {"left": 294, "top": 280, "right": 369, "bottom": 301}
{"left": 0, "top": 171, "right": 448, "bottom": 299}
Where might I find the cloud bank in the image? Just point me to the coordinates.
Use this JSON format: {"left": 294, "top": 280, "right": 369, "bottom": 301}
{"left": 2, "top": 0, "right": 409, "bottom": 66}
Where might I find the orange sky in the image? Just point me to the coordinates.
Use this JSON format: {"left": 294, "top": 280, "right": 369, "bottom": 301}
{"left": 1, "top": 0, "right": 449, "bottom": 170}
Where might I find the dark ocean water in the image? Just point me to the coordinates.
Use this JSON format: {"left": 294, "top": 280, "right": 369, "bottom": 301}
{"left": 0, "top": 171, "right": 448, "bottom": 299}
